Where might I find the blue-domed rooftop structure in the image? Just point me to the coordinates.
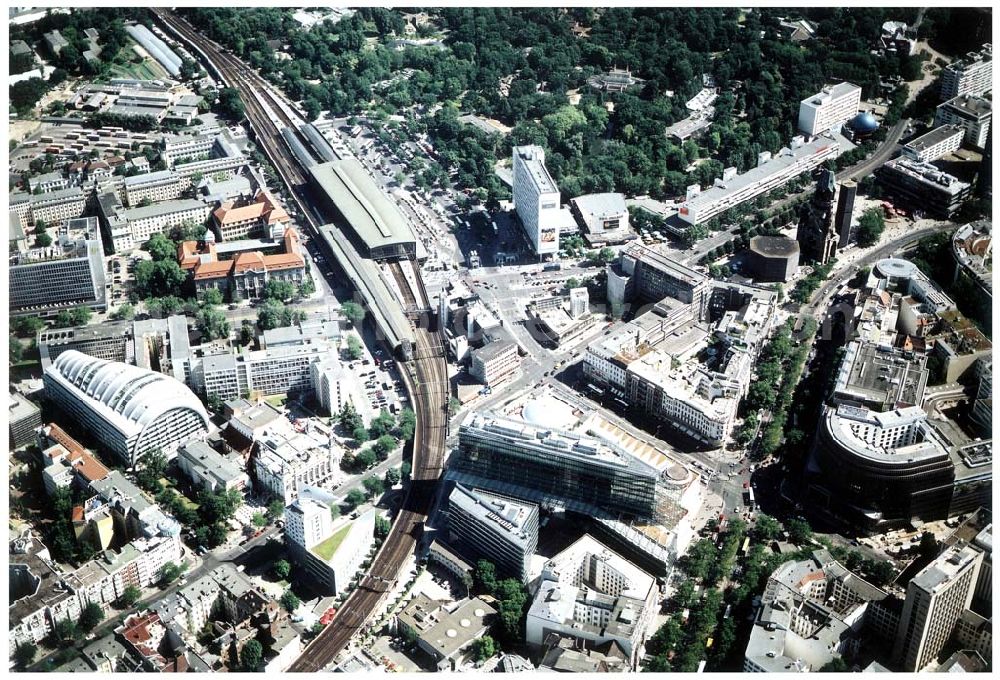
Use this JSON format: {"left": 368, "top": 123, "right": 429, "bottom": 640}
{"left": 848, "top": 111, "right": 880, "bottom": 136}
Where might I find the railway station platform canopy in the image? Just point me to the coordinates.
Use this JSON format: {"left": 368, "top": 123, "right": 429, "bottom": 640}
{"left": 309, "top": 159, "right": 417, "bottom": 260}
{"left": 316, "top": 220, "right": 415, "bottom": 354}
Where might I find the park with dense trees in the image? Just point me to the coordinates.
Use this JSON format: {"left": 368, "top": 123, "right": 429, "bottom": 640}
{"left": 174, "top": 6, "right": 983, "bottom": 213}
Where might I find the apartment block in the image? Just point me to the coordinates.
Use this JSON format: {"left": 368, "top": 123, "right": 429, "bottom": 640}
{"left": 935, "top": 94, "right": 992, "bottom": 149}
{"left": 798, "top": 82, "right": 862, "bottom": 136}
{"left": 939, "top": 44, "right": 993, "bottom": 100}
{"left": 902, "top": 124, "right": 965, "bottom": 162}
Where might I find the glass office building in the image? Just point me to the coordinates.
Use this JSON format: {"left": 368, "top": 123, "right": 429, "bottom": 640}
{"left": 452, "top": 412, "right": 659, "bottom": 519}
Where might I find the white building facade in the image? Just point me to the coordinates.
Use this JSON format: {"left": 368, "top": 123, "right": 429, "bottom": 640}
{"left": 512, "top": 145, "right": 561, "bottom": 256}
{"left": 798, "top": 83, "right": 862, "bottom": 136}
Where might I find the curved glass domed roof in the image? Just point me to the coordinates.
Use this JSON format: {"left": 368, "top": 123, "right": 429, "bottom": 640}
{"left": 48, "top": 350, "right": 210, "bottom": 437}
{"left": 849, "top": 111, "right": 880, "bottom": 134}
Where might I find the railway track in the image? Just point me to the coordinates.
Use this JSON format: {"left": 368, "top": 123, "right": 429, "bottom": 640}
{"left": 153, "top": 11, "right": 450, "bottom": 669}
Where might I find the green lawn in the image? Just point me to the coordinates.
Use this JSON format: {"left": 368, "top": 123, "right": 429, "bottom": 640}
{"left": 265, "top": 394, "right": 288, "bottom": 409}
{"left": 311, "top": 524, "right": 352, "bottom": 562}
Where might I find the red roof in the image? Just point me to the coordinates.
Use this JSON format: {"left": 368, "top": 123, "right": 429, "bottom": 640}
{"left": 233, "top": 251, "right": 265, "bottom": 273}
{"left": 193, "top": 260, "right": 232, "bottom": 280}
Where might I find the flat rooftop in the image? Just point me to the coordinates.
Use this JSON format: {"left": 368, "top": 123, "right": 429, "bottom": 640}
{"left": 123, "top": 198, "right": 206, "bottom": 220}
{"left": 684, "top": 135, "right": 840, "bottom": 211}
{"left": 571, "top": 192, "right": 628, "bottom": 218}
{"left": 801, "top": 81, "right": 861, "bottom": 106}
{"left": 514, "top": 145, "right": 558, "bottom": 195}
{"left": 624, "top": 242, "right": 708, "bottom": 287}
{"left": 833, "top": 340, "right": 928, "bottom": 409}
{"left": 750, "top": 235, "right": 800, "bottom": 257}
{"left": 940, "top": 94, "right": 993, "bottom": 118}
{"left": 880, "top": 157, "right": 970, "bottom": 195}
{"left": 904, "top": 124, "right": 964, "bottom": 153}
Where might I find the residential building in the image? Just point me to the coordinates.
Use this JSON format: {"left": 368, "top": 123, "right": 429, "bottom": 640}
{"left": 892, "top": 543, "right": 984, "bottom": 671}
{"left": 395, "top": 595, "right": 498, "bottom": 671}
{"left": 90, "top": 470, "right": 182, "bottom": 541}
{"left": 447, "top": 484, "right": 538, "bottom": 582}
{"left": 121, "top": 199, "right": 212, "bottom": 244}
{"left": 677, "top": 135, "right": 840, "bottom": 225}
{"left": 176, "top": 440, "right": 249, "bottom": 493}
{"left": 10, "top": 531, "right": 83, "bottom": 657}
{"left": 212, "top": 189, "right": 290, "bottom": 241}
{"left": 9, "top": 216, "right": 108, "bottom": 317}
{"left": 525, "top": 535, "right": 658, "bottom": 670}
{"left": 539, "top": 635, "right": 628, "bottom": 672}
{"left": 37, "top": 423, "right": 111, "bottom": 491}
{"left": 285, "top": 500, "right": 376, "bottom": 595}
{"left": 939, "top": 44, "right": 993, "bottom": 100}
{"left": 9, "top": 393, "right": 42, "bottom": 450}
{"left": 451, "top": 411, "right": 660, "bottom": 519}
{"left": 310, "top": 357, "right": 373, "bottom": 424}
{"left": 902, "top": 124, "right": 965, "bottom": 162}
{"left": 798, "top": 82, "right": 862, "bottom": 136}
{"left": 877, "top": 157, "right": 971, "bottom": 218}
{"left": 748, "top": 235, "right": 800, "bottom": 282}
{"left": 935, "top": 94, "right": 992, "bottom": 149}
{"left": 512, "top": 145, "right": 561, "bottom": 256}
{"left": 123, "top": 169, "right": 184, "bottom": 207}
{"left": 253, "top": 420, "right": 340, "bottom": 505}
{"left": 744, "top": 550, "right": 894, "bottom": 672}
{"left": 951, "top": 220, "right": 992, "bottom": 300}
{"left": 469, "top": 338, "right": 519, "bottom": 388}
{"left": 43, "top": 351, "right": 210, "bottom": 466}
{"left": 29, "top": 187, "right": 87, "bottom": 226}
